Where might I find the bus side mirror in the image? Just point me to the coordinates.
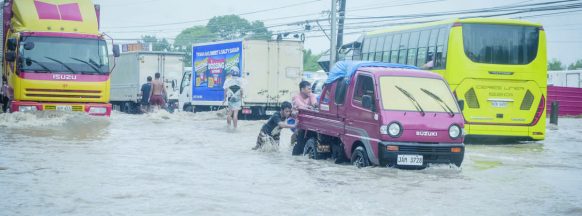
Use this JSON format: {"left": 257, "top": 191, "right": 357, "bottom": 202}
{"left": 458, "top": 100, "right": 465, "bottom": 111}
{"left": 5, "top": 51, "right": 16, "bottom": 62}
{"left": 362, "top": 95, "right": 374, "bottom": 111}
{"left": 7, "top": 38, "right": 17, "bottom": 51}
{"left": 112, "top": 45, "right": 120, "bottom": 57}
{"left": 23, "top": 42, "right": 35, "bottom": 50}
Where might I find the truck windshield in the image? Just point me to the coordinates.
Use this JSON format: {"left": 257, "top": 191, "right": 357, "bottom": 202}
{"left": 379, "top": 76, "right": 460, "bottom": 113}
{"left": 462, "top": 23, "right": 539, "bottom": 65}
{"left": 19, "top": 36, "right": 109, "bottom": 74}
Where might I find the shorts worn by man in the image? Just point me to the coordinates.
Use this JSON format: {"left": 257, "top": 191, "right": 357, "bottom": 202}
{"left": 253, "top": 101, "right": 294, "bottom": 150}
{"left": 150, "top": 72, "right": 167, "bottom": 109}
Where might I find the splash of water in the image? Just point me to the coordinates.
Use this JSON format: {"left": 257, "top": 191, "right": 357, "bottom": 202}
{"left": 0, "top": 111, "right": 103, "bottom": 129}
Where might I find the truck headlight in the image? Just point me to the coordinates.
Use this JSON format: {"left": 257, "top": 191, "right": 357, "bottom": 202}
{"left": 449, "top": 124, "right": 461, "bottom": 139}
{"left": 383, "top": 122, "right": 402, "bottom": 138}
{"left": 89, "top": 107, "right": 107, "bottom": 114}
{"left": 19, "top": 106, "right": 38, "bottom": 112}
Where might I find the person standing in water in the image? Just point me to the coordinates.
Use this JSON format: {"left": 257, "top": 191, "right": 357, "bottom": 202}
{"left": 149, "top": 72, "right": 167, "bottom": 111}
{"left": 140, "top": 76, "right": 153, "bottom": 113}
{"left": 223, "top": 67, "right": 243, "bottom": 129}
{"left": 252, "top": 101, "right": 295, "bottom": 150}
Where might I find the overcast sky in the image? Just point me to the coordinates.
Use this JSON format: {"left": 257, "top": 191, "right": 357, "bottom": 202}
{"left": 94, "top": 0, "right": 582, "bottom": 65}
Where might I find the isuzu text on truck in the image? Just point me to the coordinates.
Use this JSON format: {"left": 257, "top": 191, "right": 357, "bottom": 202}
{"left": 1, "top": 0, "right": 119, "bottom": 116}
{"left": 293, "top": 62, "right": 465, "bottom": 168}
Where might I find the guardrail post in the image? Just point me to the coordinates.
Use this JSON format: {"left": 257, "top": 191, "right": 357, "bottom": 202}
{"left": 550, "top": 101, "right": 559, "bottom": 125}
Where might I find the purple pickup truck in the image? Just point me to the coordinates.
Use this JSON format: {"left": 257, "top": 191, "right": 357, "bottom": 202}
{"left": 293, "top": 62, "right": 465, "bottom": 168}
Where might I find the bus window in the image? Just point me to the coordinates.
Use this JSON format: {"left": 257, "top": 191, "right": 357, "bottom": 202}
{"left": 435, "top": 27, "right": 449, "bottom": 69}
{"left": 369, "top": 37, "right": 378, "bottom": 54}
{"left": 383, "top": 51, "right": 390, "bottom": 62}
{"left": 417, "top": 30, "right": 431, "bottom": 67}
{"left": 375, "top": 35, "right": 385, "bottom": 61}
{"left": 398, "top": 32, "right": 410, "bottom": 64}
{"left": 425, "top": 29, "right": 439, "bottom": 68}
{"left": 383, "top": 35, "right": 393, "bottom": 52}
{"left": 362, "top": 37, "right": 371, "bottom": 54}
{"left": 407, "top": 31, "right": 420, "bottom": 66}
{"left": 391, "top": 34, "right": 401, "bottom": 63}
{"left": 363, "top": 53, "right": 369, "bottom": 61}
{"left": 462, "top": 24, "right": 539, "bottom": 65}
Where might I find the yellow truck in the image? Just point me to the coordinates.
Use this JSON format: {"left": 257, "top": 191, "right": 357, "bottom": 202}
{"left": 1, "top": 0, "right": 119, "bottom": 116}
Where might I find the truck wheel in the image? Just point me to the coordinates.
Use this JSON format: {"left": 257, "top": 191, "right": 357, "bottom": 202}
{"left": 351, "top": 146, "right": 370, "bottom": 168}
{"left": 184, "top": 105, "right": 193, "bottom": 112}
{"left": 123, "top": 102, "right": 132, "bottom": 113}
{"left": 303, "top": 138, "right": 321, "bottom": 160}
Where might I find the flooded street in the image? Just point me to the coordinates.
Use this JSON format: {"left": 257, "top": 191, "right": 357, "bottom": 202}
{"left": 1, "top": 111, "right": 581, "bottom": 215}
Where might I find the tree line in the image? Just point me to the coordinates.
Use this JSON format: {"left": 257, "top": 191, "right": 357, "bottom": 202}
{"left": 136, "top": 14, "right": 321, "bottom": 71}
{"left": 548, "top": 59, "right": 582, "bottom": 71}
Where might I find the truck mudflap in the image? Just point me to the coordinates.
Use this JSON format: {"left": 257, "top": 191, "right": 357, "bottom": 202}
{"left": 10, "top": 101, "right": 112, "bottom": 116}
{"left": 378, "top": 142, "right": 465, "bottom": 168}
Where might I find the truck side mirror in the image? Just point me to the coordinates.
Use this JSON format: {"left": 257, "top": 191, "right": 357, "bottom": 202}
{"left": 7, "top": 38, "right": 17, "bottom": 51}
{"left": 5, "top": 51, "right": 16, "bottom": 62}
{"left": 112, "top": 45, "right": 120, "bottom": 57}
{"left": 458, "top": 100, "right": 465, "bottom": 111}
{"left": 24, "top": 42, "right": 35, "bottom": 50}
{"left": 362, "top": 95, "right": 374, "bottom": 111}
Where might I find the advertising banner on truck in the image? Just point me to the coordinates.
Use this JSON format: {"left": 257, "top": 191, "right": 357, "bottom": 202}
{"left": 192, "top": 41, "right": 242, "bottom": 102}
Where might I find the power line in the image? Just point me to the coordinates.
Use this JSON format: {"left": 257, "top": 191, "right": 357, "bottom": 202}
{"left": 102, "top": 0, "right": 323, "bottom": 29}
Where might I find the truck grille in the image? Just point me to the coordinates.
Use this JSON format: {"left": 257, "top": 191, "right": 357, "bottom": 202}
{"left": 26, "top": 89, "right": 102, "bottom": 99}
{"left": 399, "top": 146, "right": 451, "bottom": 153}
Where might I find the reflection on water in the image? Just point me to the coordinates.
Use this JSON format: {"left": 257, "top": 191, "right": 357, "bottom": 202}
{"left": 0, "top": 112, "right": 581, "bottom": 215}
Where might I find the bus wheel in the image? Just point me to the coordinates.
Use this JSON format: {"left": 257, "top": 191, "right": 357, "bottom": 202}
{"left": 303, "top": 138, "right": 320, "bottom": 160}
{"left": 351, "top": 146, "right": 370, "bottom": 168}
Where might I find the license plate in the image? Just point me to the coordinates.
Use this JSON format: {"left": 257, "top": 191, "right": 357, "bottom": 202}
{"left": 266, "top": 110, "right": 276, "bottom": 115}
{"left": 397, "top": 154, "right": 423, "bottom": 166}
{"left": 491, "top": 101, "right": 508, "bottom": 108}
{"left": 242, "top": 108, "right": 252, "bottom": 114}
{"left": 56, "top": 105, "right": 73, "bottom": 112}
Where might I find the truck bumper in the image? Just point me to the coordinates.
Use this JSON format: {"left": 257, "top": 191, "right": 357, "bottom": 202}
{"left": 10, "top": 101, "right": 112, "bottom": 116}
{"left": 378, "top": 142, "right": 465, "bottom": 168}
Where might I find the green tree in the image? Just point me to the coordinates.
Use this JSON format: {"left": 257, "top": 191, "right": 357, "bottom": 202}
{"left": 567, "top": 59, "right": 582, "bottom": 70}
{"left": 207, "top": 15, "right": 270, "bottom": 40}
{"left": 303, "top": 49, "right": 321, "bottom": 71}
{"left": 174, "top": 26, "right": 216, "bottom": 49}
{"left": 141, "top": 35, "right": 170, "bottom": 51}
{"left": 548, "top": 58, "right": 564, "bottom": 70}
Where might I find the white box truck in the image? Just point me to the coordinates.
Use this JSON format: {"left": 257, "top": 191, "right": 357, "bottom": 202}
{"left": 179, "top": 40, "right": 303, "bottom": 117}
{"left": 110, "top": 51, "right": 185, "bottom": 113}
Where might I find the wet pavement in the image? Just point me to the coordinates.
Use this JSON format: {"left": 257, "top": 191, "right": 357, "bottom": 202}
{"left": 1, "top": 111, "right": 581, "bottom": 215}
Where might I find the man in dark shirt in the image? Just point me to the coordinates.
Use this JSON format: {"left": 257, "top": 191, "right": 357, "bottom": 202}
{"left": 140, "top": 76, "right": 152, "bottom": 113}
{"left": 252, "top": 101, "right": 295, "bottom": 150}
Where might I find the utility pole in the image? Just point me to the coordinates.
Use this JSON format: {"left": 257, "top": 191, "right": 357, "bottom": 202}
{"left": 336, "top": 0, "right": 346, "bottom": 56}
{"left": 330, "top": 0, "right": 338, "bottom": 66}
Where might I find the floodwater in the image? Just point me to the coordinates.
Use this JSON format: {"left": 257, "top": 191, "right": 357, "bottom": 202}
{"left": 1, "top": 111, "right": 581, "bottom": 216}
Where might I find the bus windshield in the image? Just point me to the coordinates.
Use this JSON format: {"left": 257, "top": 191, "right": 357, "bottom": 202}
{"left": 462, "top": 23, "right": 539, "bottom": 65}
{"left": 379, "top": 76, "right": 460, "bottom": 114}
{"left": 19, "top": 36, "right": 109, "bottom": 74}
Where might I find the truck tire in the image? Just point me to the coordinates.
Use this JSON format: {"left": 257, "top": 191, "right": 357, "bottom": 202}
{"left": 303, "top": 138, "right": 322, "bottom": 160}
{"left": 351, "top": 146, "right": 370, "bottom": 168}
{"left": 184, "top": 104, "right": 193, "bottom": 112}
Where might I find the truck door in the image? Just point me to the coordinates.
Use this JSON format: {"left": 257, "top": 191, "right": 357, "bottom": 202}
{"left": 276, "top": 41, "right": 302, "bottom": 106}
{"left": 162, "top": 54, "right": 183, "bottom": 102}
{"left": 344, "top": 73, "right": 380, "bottom": 164}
